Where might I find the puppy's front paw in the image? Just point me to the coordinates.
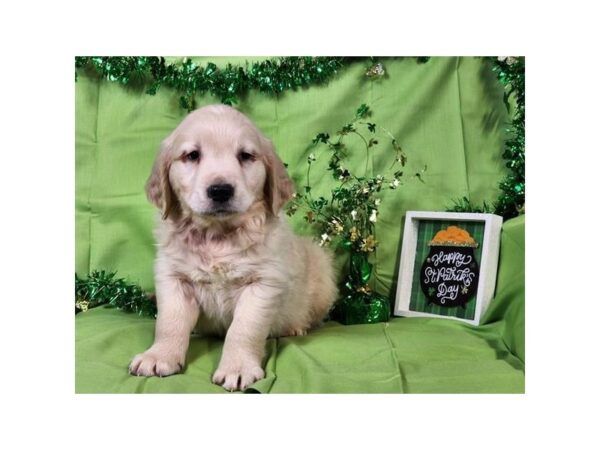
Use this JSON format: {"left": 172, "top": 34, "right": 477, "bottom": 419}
{"left": 212, "top": 360, "right": 265, "bottom": 391}
{"left": 129, "top": 349, "right": 184, "bottom": 377}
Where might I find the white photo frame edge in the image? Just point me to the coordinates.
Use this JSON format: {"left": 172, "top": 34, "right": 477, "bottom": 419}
{"left": 393, "top": 211, "right": 504, "bottom": 326}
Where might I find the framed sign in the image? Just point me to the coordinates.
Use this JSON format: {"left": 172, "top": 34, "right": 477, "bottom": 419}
{"left": 394, "top": 211, "right": 503, "bottom": 325}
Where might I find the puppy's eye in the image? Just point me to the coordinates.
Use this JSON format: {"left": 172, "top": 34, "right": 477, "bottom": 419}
{"left": 238, "top": 150, "right": 256, "bottom": 163}
{"left": 186, "top": 150, "right": 200, "bottom": 162}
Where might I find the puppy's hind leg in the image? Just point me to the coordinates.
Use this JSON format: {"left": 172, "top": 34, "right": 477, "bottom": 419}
{"left": 305, "top": 242, "right": 338, "bottom": 326}
{"left": 129, "top": 276, "right": 199, "bottom": 377}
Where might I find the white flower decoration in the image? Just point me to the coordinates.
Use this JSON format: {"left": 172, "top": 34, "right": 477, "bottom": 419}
{"left": 351, "top": 210, "right": 358, "bottom": 221}
{"left": 498, "top": 56, "right": 517, "bottom": 65}
{"left": 369, "top": 210, "right": 377, "bottom": 223}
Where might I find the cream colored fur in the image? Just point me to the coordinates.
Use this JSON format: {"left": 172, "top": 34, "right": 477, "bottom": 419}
{"left": 129, "top": 105, "right": 338, "bottom": 391}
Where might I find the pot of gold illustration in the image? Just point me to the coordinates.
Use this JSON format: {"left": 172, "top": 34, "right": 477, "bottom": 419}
{"left": 420, "top": 226, "right": 479, "bottom": 308}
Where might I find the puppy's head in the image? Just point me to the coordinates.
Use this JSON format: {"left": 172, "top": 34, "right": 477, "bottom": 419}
{"left": 146, "top": 104, "right": 294, "bottom": 222}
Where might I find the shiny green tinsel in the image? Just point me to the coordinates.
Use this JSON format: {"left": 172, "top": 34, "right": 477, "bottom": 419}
{"left": 449, "top": 56, "right": 525, "bottom": 219}
{"left": 75, "top": 56, "right": 348, "bottom": 109}
{"left": 75, "top": 270, "right": 156, "bottom": 317}
{"left": 492, "top": 56, "right": 525, "bottom": 218}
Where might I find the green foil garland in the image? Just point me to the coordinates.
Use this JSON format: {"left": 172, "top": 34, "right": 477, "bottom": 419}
{"left": 75, "top": 56, "right": 348, "bottom": 108}
{"left": 449, "top": 56, "right": 525, "bottom": 219}
{"left": 75, "top": 270, "right": 157, "bottom": 317}
{"left": 491, "top": 56, "right": 525, "bottom": 219}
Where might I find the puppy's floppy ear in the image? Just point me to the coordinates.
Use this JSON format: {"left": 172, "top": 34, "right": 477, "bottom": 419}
{"left": 262, "top": 137, "right": 294, "bottom": 216}
{"left": 145, "top": 138, "right": 181, "bottom": 220}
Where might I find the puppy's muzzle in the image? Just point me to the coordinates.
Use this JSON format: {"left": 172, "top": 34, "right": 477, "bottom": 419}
{"left": 207, "top": 183, "right": 235, "bottom": 203}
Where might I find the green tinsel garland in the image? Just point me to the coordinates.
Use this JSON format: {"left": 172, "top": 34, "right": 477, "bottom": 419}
{"left": 75, "top": 56, "right": 348, "bottom": 109}
{"left": 75, "top": 270, "right": 157, "bottom": 317}
{"left": 449, "top": 56, "right": 525, "bottom": 219}
{"left": 492, "top": 56, "right": 525, "bottom": 218}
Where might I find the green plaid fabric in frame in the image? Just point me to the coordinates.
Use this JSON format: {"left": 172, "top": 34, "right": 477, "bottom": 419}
{"left": 409, "top": 220, "right": 485, "bottom": 320}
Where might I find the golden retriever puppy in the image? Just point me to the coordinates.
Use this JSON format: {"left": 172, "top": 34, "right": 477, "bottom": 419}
{"left": 129, "top": 104, "right": 338, "bottom": 391}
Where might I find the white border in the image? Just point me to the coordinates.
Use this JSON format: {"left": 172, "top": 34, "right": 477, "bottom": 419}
{"left": 3, "top": 1, "right": 598, "bottom": 445}
{"left": 394, "top": 211, "right": 503, "bottom": 325}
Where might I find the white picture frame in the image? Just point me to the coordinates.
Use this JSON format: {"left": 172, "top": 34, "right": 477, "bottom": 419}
{"left": 394, "top": 211, "right": 503, "bottom": 326}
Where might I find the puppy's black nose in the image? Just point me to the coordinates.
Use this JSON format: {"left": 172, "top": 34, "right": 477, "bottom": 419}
{"left": 207, "top": 183, "right": 234, "bottom": 203}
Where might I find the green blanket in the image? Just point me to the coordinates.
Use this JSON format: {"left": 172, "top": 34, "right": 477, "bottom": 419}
{"left": 75, "top": 56, "right": 524, "bottom": 393}
{"left": 75, "top": 215, "right": 524, "bottom": 393}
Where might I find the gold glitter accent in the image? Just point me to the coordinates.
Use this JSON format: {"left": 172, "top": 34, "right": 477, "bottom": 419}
{"left": 350, "top": 226, "right": 360, "bottom": 242}
{"left": 360, "top": 235, "right": 378, "bottom": 252}
{"left": 75, "top": 299, "right": 90, "bottom": 312}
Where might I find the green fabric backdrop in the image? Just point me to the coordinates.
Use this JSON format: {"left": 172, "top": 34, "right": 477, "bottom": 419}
{"left": 75, "top": 56, "right": 523, "bottom": 393}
